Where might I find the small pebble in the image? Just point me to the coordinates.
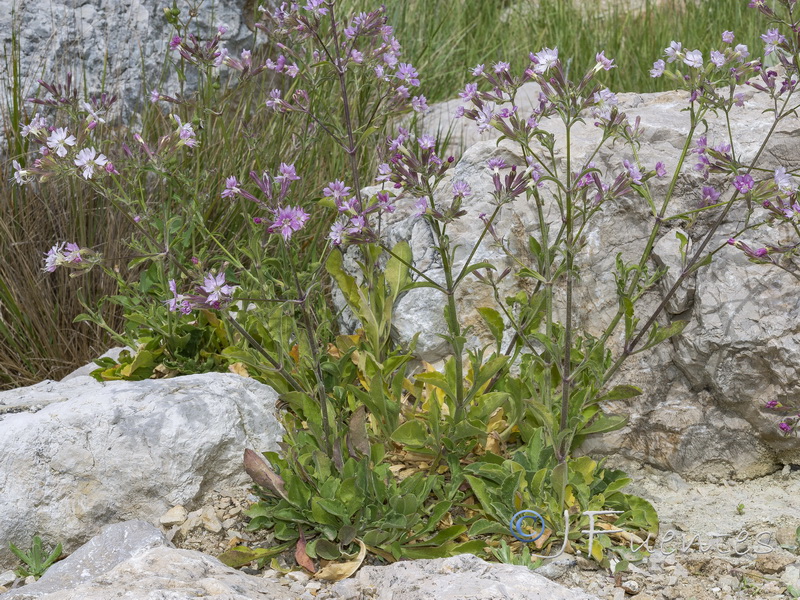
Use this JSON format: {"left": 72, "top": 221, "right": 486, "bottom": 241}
{"left": 286, "top": 570, "right": 311, "bottom": 583}
{"left": 262, "top": 569, "right": 280, "bottom": 579}
{"left": 159, "top": 505, "right": 188, "bottom": 526}
{"left": 221, "top": 517, "right": 238, "bottom": 530}
{"left": 0, "top": 570, "right": 16, "bottom": 587}
{"left": 201, "top": 505, "right": 223, "bottom": 534}
{"left": 622, "top": 579, "right": 640, "bottom": 594}
{"left": 24, "top": 576, "right": 36, "bottom": 585}
{"left": 612, "top": 588, "right": 625, "bottom": 600}
{"left": 0, "top": 585, "right": 7, "bottom": 594}
{"left": 306, "top": 580, "right": 323, "bottom": 592}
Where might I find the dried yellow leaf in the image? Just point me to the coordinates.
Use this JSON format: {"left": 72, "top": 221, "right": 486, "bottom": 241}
{"left": 314, "top": 539, "right": 366, "bottom": 581}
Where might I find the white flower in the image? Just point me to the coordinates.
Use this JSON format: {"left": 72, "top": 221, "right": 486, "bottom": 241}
{"left": 12, "top": 160, "right": 32, "bottom": 185}
{"left": 74, "top": 147, "right": 108, "bottom": 179}
{"left": 664, "top": 41, "right": 683, "bottom": 63}
{"left": 81, "top": 101, "right": 106, "bottom": 124}
{"left": 683, "top": 50, "right": 703, "bottom": 69}
{"left": 46, "top": 127, "right": 77, "bottom": 158}
{"left": 532, "top": 47, "right": 559, "bottom": 74}
{"left": 21, "top": 113, "right": 47, "bottom": 138}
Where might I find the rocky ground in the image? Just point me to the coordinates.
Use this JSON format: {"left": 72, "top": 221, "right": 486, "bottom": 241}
{"left": 1, "top": 457, "right": 797, "bottom": 598}
{"left": 130, "top": 458, "right": 800, "bottom": 600}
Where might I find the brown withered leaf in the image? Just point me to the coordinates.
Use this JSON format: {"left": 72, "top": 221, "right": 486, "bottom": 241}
{"left": 243, "top": 449, "right": 288, "bottom": 501}
{"left": 346, "top": 405, "right": 371, "bottom": 459}
{"left": 295, "top": 528, "right": 317, "bottom": 573}
{"left": 314, "top": 539, "right": 366, "bottom": 581}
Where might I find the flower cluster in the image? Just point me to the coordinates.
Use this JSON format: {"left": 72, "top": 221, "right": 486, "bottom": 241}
{"left": 259, "top": 4, "right": 426, "bottom": 116}
{"left": 221, "top": 163, "right": 310, "bottom": 242}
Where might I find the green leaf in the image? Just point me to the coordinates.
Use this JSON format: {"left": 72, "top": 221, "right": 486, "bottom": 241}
{"left": 386, "top": 241, "right": 412, "bottom": 302}
{"left": 580, "top": 415, "right": 628, "bottom": 436}
{"left": 390, "top": 420, "right": 429, "bottom": 448}
{"left": 405, "top": 525, "right": 466, "bottom": 547}
{"left": 477, "top": 307, "right": 504, "bottom": 346}
{"left": 325, "top": 250, "right": 360, "bottom": 310}
{"left": 686, "top": 253, "right": 713, "bottom": 276}
{"left": 635, "top": 320, "right": 688, "bottom": 354}
{"left": 468, "top": 519, "right": 511, "bottom": 537}
{"left": 596, "top": 385, "right": 642, "bottom": 402}
{"left": 217, "top": 544, "right": 289, "bottom": 568}
{"left": 517, "top": 267, "right": 547, "bottom": 283}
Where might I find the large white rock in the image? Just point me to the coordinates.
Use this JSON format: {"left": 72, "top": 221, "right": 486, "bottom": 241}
{"left": 329, "top": 553, "right": 598, "bottom": 600}
{"left": 0, "top": 373, "right": 283, "bottom": 567}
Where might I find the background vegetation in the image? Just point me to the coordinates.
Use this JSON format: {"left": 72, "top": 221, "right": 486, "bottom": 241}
{"left": 0, "top": 0, "right": 765, "bottom": 389}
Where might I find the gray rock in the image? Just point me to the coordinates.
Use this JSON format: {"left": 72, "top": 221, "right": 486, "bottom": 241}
{"left": 0, "top": 373, "right": 284, "bottom": 566}
{"left": 0, "top": 0, "right": 263, "bottom": 131}
{"left": 3, "top": 520, "right": 170, "bottom": 598}
{"left": 3, "top": 545, "right": 294, "bottom": 600}
{"left": 329, "top": 554, "right": 599, "bottom": 600}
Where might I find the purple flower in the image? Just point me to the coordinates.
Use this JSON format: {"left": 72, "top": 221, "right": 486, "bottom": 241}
{"left": 710, "top": 50, "right": 726, "bottom": 68}
{"left": 761, "top": 28, "right": 786, "bottom": 55}
{"left": 350, "top": 49, "right": 364, "bottom": 63}
{"left": 347, "top": 215, "right": 366, "bottom": 235}
{"left": 765, "top": 400, "right": 779, "bottom": 409}
{"left": 733, "top": 174, "right": 755, "bottom": 194}
{"left": 595, "top": 51, "right": 615, "bottom": 71}
{"left": 475, "top": 103, "right": 495, "bottom": 133}
{"left": 734, "top": 44, "right": 749, "bottom": 61}
{"left": 774, "top": 167, "right": 794, "bottom": 193}
{"left": 328, "top": 220, "right": 346, "bottom": 245}
{"left": 650, "top": 59, "right": 666, "bottom": 78}
{"left": 166, "top": 279, "right": 192, "bottom": 314}
{"left": 275, "top": 162, "right": 300, "bottom": 183}
{"left": 149, "top": 89, "right": 160, "bottom": 103}
{"left": 221, "top": 176, "right": 241, "bottom": 199}
{"left": 452, "top": 180, "right": 472, "bottom": 199}
{"left": 377, "top": 191, "right": 395, "bottom": 213}
{"left": 412, "top": 196, "right": 428, "bottom": 218}
{"left": 701, "top": 186, "right": 721, "bottom": 205}
{"left": 323, "top": 179, "right": 351, "bottom": 201}
{"left": 201, "top": 272, "right": 234, "bottom": 304}
{"left": 779, "top": 422, "right": 792, "bottom": 433}
{"left": 169, "top": 35, "right": 182, "bottom": 50}
{"left": 655, "top": 162, "right": 667, "bottom": 178}
{"left": 472, "top": 64, "right": 485, "bottom": 77}
{"left": 493, "top": 61, "right": 510, "bottom": 73}
{"left": 269, "top": 205, "right": 310, "bottom": 241}
{"left": 722, "top": 31, "right": 735, "bottom": 44}
{"left": 487, "top": 157, "right": 508, "bottom": 172}
{"left": 460, "top": 83, "right": 479, "bottom": 102}
{"left": 417, "top": 134, "right": 436, "bottom": 150}
{"left": 624, "top": 159, "right": 643, "bottom": 185}
{"left": 396, "top": 63, "right": 420, "bottom": 87}
{"left": 303, "top": 0, "right": 328, "bottom": 16}
{"left": 412, "top": 95, "right": 429, "bottom": 113}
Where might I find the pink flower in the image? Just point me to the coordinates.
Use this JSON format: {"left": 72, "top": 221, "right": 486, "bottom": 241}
{"left": 200, "top": 272, "right": 234, "bottom": 304}
{"left": 269, "top": 205, "right": 310, "bottom": 241}
{"left": 74, "top": 147, "right": 108, "bottom": 179}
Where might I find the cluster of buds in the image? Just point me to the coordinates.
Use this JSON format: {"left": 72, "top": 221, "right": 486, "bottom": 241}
{"left": 221, "top": 163, "right": 310, "bottom": 243}
{"left": 258, "top": 3, "right": 427, "bottom": 115}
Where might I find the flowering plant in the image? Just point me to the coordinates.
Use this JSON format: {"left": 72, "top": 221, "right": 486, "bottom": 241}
{"left": 9, "top": 0, "right": 800, "bottom": 573}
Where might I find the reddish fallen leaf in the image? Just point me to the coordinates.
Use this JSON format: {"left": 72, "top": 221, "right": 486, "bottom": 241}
{"left": 243, "top": 449, "right": 288, "bottom": 501}
{"left": 295, "top": 528, "right": 317, "bottom": 574}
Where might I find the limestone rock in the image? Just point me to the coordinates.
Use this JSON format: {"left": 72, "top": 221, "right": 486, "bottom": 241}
{"left": 0, "top": 373, "right": 284, "bottom": 566}
{"left": 159, "top": 505, "right": 188, "bottom": 527}
{"left": 3, "top": 520, "right": 170, "bottom": 598}
{"left": 0, "top": 0, "right": 265, "bottom": 130}
{"left": 329, "top": 553, "right": 599, "bottom": 600}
